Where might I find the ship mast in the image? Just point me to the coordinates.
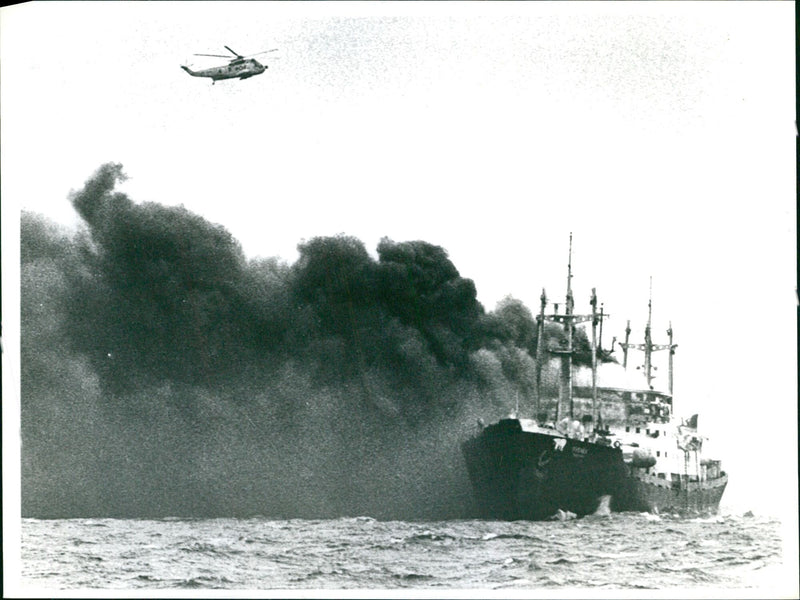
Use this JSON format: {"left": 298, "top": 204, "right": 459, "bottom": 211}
{"left": 618, "top": 278, "right": 678, "bottom": 393}
{"left": 562, "top": 233, "right": 575, "bottom": 419}
{"left": 666, "top": 322, "right": 676, "bottom": 395}
{"left": 590, "top": 288, "right": 600, "bottom": 426}
{"left": 622, "top": 320, "right": 631, "bottom": 368}
{"left": 589, "top": 288, "right": 602, "bottom": 423}
{"left": 541, "top": 234, "right": 597, "bottom": 423}
{"left": 534, "top": 288, "right": 547, "bottom": 417}
{"left": 644, "top": 277, "right": 653, "bottom": 387}
{"left": 598, "top": 302, "right": 605, "bottom": 352}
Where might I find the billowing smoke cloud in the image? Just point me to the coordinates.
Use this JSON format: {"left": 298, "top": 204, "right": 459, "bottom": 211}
{"left": 21, "top": 163, "right": 601, "bottom": 519}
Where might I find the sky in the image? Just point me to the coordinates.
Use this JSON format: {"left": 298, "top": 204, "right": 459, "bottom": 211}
{"left": 2, "top": 0, "right": 797, "bottom": 593}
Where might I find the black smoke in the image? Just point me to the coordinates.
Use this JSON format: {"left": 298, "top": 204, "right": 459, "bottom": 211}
{"left": 21, "top": 163, "right": 599, "bottom": 519}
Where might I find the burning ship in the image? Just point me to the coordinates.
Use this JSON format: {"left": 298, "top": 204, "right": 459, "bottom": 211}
{"left": 462, "top": 237, "right": 728, "bottom": 520}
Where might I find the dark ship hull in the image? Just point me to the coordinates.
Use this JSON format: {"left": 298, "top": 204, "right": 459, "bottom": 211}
{"left": 462, "top": 418, "right": 728, "bottom": 520}
{"left": 462, "top": 419, "right": 625, "bottom": 520}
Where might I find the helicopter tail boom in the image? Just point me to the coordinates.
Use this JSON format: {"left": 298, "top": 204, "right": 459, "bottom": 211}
{"left": 181, "top": 65, "right": 199, "bottom": 77}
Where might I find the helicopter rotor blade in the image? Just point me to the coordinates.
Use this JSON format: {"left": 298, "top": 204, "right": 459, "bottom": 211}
{"left": 244, "top": 48, "right": 279, "bottom": 58}
{"left": 224, "top": 45, "right": 244, "bottom": 58}
{"left": 194, "top": 53, "right": 231, "bottom": 58}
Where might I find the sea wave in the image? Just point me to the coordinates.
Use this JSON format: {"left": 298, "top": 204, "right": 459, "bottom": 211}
{"left": 18, "top": 513, "right": 791, "bottom": 592}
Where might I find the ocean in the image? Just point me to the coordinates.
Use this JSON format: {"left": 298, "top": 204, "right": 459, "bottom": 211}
{"left": 15, "top": 511, "right": 797, "bottom": 597}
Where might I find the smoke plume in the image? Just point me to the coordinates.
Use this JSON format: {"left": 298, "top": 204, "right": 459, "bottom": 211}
{"left": 21, "top": 163, "right": 592, "bottom": 519}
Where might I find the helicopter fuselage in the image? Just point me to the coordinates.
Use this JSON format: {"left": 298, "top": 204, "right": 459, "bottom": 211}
{"left": 182, "top": 59, "right": 266, "bottom": 83}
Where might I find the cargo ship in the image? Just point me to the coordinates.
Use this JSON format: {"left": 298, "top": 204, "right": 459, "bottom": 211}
{"left": 462, "top": 237, "right": 728, "bottom": 520}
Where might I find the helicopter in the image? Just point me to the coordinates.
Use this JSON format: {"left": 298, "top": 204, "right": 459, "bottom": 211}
{"left": 181, "top": 45, "right": 277, "bottom": 84}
